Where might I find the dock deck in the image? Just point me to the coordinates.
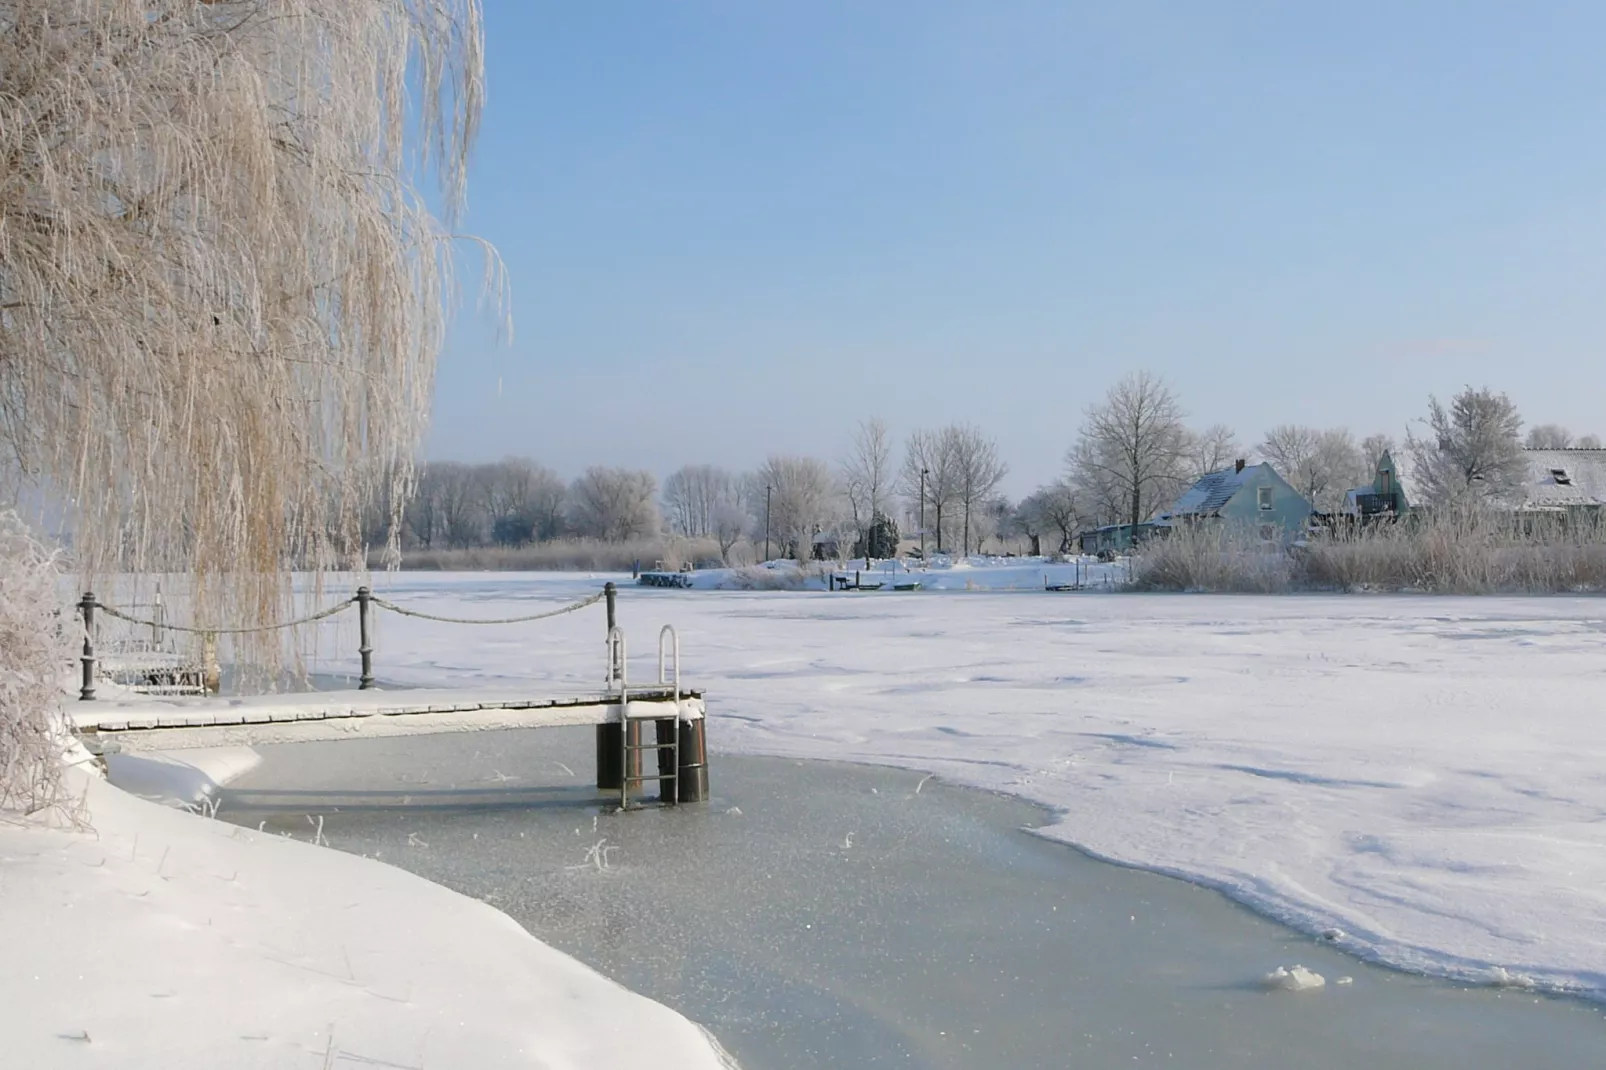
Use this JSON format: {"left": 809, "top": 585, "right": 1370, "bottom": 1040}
{"left": 73, "top": 686, "right": 705, "bottom": 753}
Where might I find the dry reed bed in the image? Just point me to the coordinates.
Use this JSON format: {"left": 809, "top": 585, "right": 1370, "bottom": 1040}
{"left": 1133, "top": 515, "right": 1606, "bottom": 594}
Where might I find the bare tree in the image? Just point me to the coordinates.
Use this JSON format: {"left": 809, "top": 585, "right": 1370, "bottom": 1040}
{"left": 1017, "top": 481, "right": 1080, "bottom": 554}
{"left": 1360, "top": 433, "right": 1398, "bottom": 465}
{"left": 1526, "top": 424, "right": 1575, "bottom": 450}
{"left": 479, "top": 458, "right": 565, "bottom": 546}
{"left": 1185, "top": 424, "right": 1242, "bottom": 480}
{"left": 1069, "top": 372, "right": 1188, "bottom": 530}
{"left": 1257, "top": 426, "right": 1366, "bottom": 512}
{"left": 1407, "top": 387, "right": 1526, "bottom": 506}
{"left": 1579, "top": 434, "right": 1604, "bottom": 449}
{"left": 755, "top": 456, "right": 834, "bottom": 560}
{"left": 567, "top": 468, "right": 660, "bottom": 541}
{"left": 526, "top": 466, "right": 569, "bottom": 542}
{"left": 663, "top": 465, "right": 739, "bottom": 538}
{"left": 0, "top": 1, "right": 490, "bottom": 644}
{"left": 433, "top": 462, "right": 486, "bottom": 548}
{"left": 900, "top": 429, "right": 962, "bottom": 552}
{"left": 946, "top": 424, "right": 1008, "bottom": 555}
{"left": 839, "top": 417, "right": 895, "bottom": 554}
{"left": 711, "top": 503, "right": 750, "bottom": 564}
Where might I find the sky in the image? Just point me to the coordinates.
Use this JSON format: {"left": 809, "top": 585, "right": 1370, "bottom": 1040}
{"left": 428, "top": 1, "right": 1606, "bottom": 497}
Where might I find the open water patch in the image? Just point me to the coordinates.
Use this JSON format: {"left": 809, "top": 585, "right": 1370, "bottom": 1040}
{"left": 207, "top": 730, "right": 1606, "bottom": 1070}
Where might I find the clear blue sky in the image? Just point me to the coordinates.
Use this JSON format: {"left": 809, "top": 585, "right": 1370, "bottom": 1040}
{"left": 429, "top": 1, "right": 1606, "bottom": 496}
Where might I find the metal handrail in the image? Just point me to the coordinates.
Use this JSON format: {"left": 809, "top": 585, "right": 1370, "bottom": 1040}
{"left": 657, "top": 624, "right": 681, "bottom": 705}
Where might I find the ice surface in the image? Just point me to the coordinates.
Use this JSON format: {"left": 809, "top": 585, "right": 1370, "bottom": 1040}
{"left": 216, "top": 732, "right": 1606, "bottom": 1070}
{"left": 317, "top": 572, "right": 1606, "bottom": 1000}
{"left": 0, "top": 764, "right": 734, "bottom": 1068}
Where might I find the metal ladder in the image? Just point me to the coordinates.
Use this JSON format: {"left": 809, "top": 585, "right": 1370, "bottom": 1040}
{"left": 611, "top": 625, "right": 682, "bottom": 811}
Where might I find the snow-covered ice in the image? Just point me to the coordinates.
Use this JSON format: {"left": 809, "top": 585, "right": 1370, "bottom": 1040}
{"left": 336, "top": 573, "right": 1606, "bottom": 1001}
{"left": 0, "top": 764, "right": 735, "bottom": 1068}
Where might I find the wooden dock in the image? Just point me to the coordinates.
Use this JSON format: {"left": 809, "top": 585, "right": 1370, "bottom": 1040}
{"left": 72, "top": 582, "right": 708, "bottom": 808}
{"left": 72, "top": 685, "right": 700, "bottom": 749}
{"left": 74, "top": 685, "right": 710, "bottom": 806}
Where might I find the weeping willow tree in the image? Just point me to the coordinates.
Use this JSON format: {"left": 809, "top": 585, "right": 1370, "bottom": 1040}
{"left": 0, "top": 0, "right": 490, "bottom": 654}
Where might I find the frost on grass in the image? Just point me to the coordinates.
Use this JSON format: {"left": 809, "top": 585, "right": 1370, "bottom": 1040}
{"left": 1262, "top": 965, "right": 1327, "bottom": 992}
{"left": 0, "top": 514, "right": 73, "bottom": 815}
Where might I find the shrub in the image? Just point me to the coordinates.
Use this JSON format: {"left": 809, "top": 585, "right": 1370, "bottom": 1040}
{"left": 384, "top": 537, "right": 730, "bottom": 572}
{"left": 0, "top": 514, "right": 73, "bottom": 813}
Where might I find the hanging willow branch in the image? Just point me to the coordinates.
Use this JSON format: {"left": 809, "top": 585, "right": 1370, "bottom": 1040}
{"left": 0, "top": 0, "right": 494, "bottom": 662}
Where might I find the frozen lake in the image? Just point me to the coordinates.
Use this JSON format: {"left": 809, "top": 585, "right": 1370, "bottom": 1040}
{"left": 212, "top": 728, "right": 1606, "bottom": 1070}
{"left": 287, "top": 571, "right": 1606, "bottom": 1000}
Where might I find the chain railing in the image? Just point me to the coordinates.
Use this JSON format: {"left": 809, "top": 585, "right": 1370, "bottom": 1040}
{"left": 75, "top": 582, "right": 619, "bottom": 699}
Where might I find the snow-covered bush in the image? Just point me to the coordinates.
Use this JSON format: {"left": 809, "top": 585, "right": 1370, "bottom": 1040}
{"left": 0, "top": 514, "right": 73, "bottom": 813}
{"left": 724, "top": 564, "right": 812, "bottom": 591}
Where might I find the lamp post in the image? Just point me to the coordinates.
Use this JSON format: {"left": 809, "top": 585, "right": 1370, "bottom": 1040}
{"left": 919, "top": 467, "right": 929, "bottom": 561}
{"left": 763, "top": 483, "right": 772, "bottom": 562}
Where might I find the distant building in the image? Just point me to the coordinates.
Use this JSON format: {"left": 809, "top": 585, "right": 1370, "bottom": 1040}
{"left": 1512, "top": 449, "right": 1606, "bottom": 516}
{"left": 1340, "top": 450, "right": 1409, "bottom": 523}
{"left": 1154, "top": 460, "right": 1313, "bottom": 546}
{"left": 1078, "top": 521, "right": 1164, "bottom": 556}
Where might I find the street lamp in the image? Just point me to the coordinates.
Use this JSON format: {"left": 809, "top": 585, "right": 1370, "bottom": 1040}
{"left": 919, "top": 467, "right": 929, "bottom": 561}
{"left": 763, "top": 483, "right": 772, "bottom": 562}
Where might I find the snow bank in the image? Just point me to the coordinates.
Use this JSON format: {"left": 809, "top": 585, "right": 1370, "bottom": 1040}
{"left": 674, "top": 555, "right": 1126, "bottom": 592}
{"left": 334, "top": 575, "right": 1606, "bottom": 1002}
{"left": 1263, "top": 965, "right": 1326, "bottom": 992}
{"left": 0, "top": 767, "right": 734, "bottom": 1069}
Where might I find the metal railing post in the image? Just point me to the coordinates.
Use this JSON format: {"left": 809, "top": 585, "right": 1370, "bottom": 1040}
{"left": 356, "top": 586, "right": 374, "bottom": 689}
{"left": 78, "top": 591, "right": 96, "bottom": 701}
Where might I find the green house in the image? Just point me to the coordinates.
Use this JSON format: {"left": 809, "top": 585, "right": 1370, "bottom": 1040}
{"left": 1156, "top": 460, "right": 1313, "bottom": 545}
{"left": 1341, "top": 450, "right": 1409, "bottom": 521}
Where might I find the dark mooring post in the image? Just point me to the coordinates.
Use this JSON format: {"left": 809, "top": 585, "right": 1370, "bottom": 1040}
{"left": 78, "top": 591, "right": 97, "bottom": 701}
{"left": 356, "top": 586, "right": 374, "bottom": 690}
{"left": 677, "top": 715, "right": 709, "bottom": 802}
{"left": 597, "top": 582, "right": 624, "bottom": 791}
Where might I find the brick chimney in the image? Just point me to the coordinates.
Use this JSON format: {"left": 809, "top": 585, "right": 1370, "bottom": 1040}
{"left": 1235, "top": 458, "right": 1246, "bottom": 473}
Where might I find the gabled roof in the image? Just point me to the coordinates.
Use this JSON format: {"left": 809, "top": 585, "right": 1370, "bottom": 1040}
{"left": 1167, "top": 464, "right": 1258, "bottom": 517}
{"left": 1518, "top": 449, "right": 1606, "bottom": 509}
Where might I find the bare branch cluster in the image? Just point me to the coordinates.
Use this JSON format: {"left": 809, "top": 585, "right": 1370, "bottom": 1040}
{"left": 0, "top": 0, "right": 491, "bottom": 656}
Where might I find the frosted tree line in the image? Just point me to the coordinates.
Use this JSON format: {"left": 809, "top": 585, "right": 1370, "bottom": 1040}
{"left": 399, "top": 372, "right": 1599, "bottom": 565}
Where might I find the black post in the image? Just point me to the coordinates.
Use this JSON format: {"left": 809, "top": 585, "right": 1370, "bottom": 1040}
{"left": 764, "top": 484, "right": 772, "bottom": 562}
{"left": 677, "top": 716, "right": 709, "bottom": 802}
{"left": 356, "top": 586, "right": 374, "bottom": 690}
{"left": 597, "top": 581, "right": 622, "bottom": 792}
{"left": 78, "top": 591, "right": 96, "bottom": 701}
{"left": 919, "top": 467, "right": 929, "bottom": 561}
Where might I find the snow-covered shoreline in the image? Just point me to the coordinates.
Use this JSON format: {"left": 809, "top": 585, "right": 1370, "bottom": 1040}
{"left": 0, "top": 763, "right": 736, "bottom": 1069}
{"left": 336, "top": 572, "right": 1606, "bottom": 1001}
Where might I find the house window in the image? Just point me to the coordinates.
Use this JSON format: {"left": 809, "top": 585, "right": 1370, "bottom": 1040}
{"left": 1380, "top": 471, "right": 1391, "bottom": 494}
{"left": 1551, "top": 468, "right": 1572, "bottom": 486}
{"left": 1257, "top": 486, "right": 1273, "bottom": 511}
{"left": 1259, "top": 524, "right": 1277, "bottom": 542}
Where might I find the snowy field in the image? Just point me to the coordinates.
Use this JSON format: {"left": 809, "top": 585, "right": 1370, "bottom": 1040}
{"left": 332, "top": 572, "right": 1606, "bottom": 1000}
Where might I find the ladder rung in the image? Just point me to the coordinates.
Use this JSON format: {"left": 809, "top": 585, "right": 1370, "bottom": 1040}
{"left": 623, "top": 773, "right": 677, "bottom": 783}
{"left": 625, "top": 743, "right": 677, "bottom": 751}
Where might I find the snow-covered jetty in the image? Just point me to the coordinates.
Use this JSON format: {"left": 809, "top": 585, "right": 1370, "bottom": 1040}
{"left": 72, "top": 583, "right": 709, "bottom": 809}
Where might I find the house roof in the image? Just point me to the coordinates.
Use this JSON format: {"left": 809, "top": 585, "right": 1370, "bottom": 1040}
{"left": 1517, "top": 449, "right": 1606, "bottom": 509}
{"left": 1166, "top": 464, "right": 1258, "bottom": 518}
